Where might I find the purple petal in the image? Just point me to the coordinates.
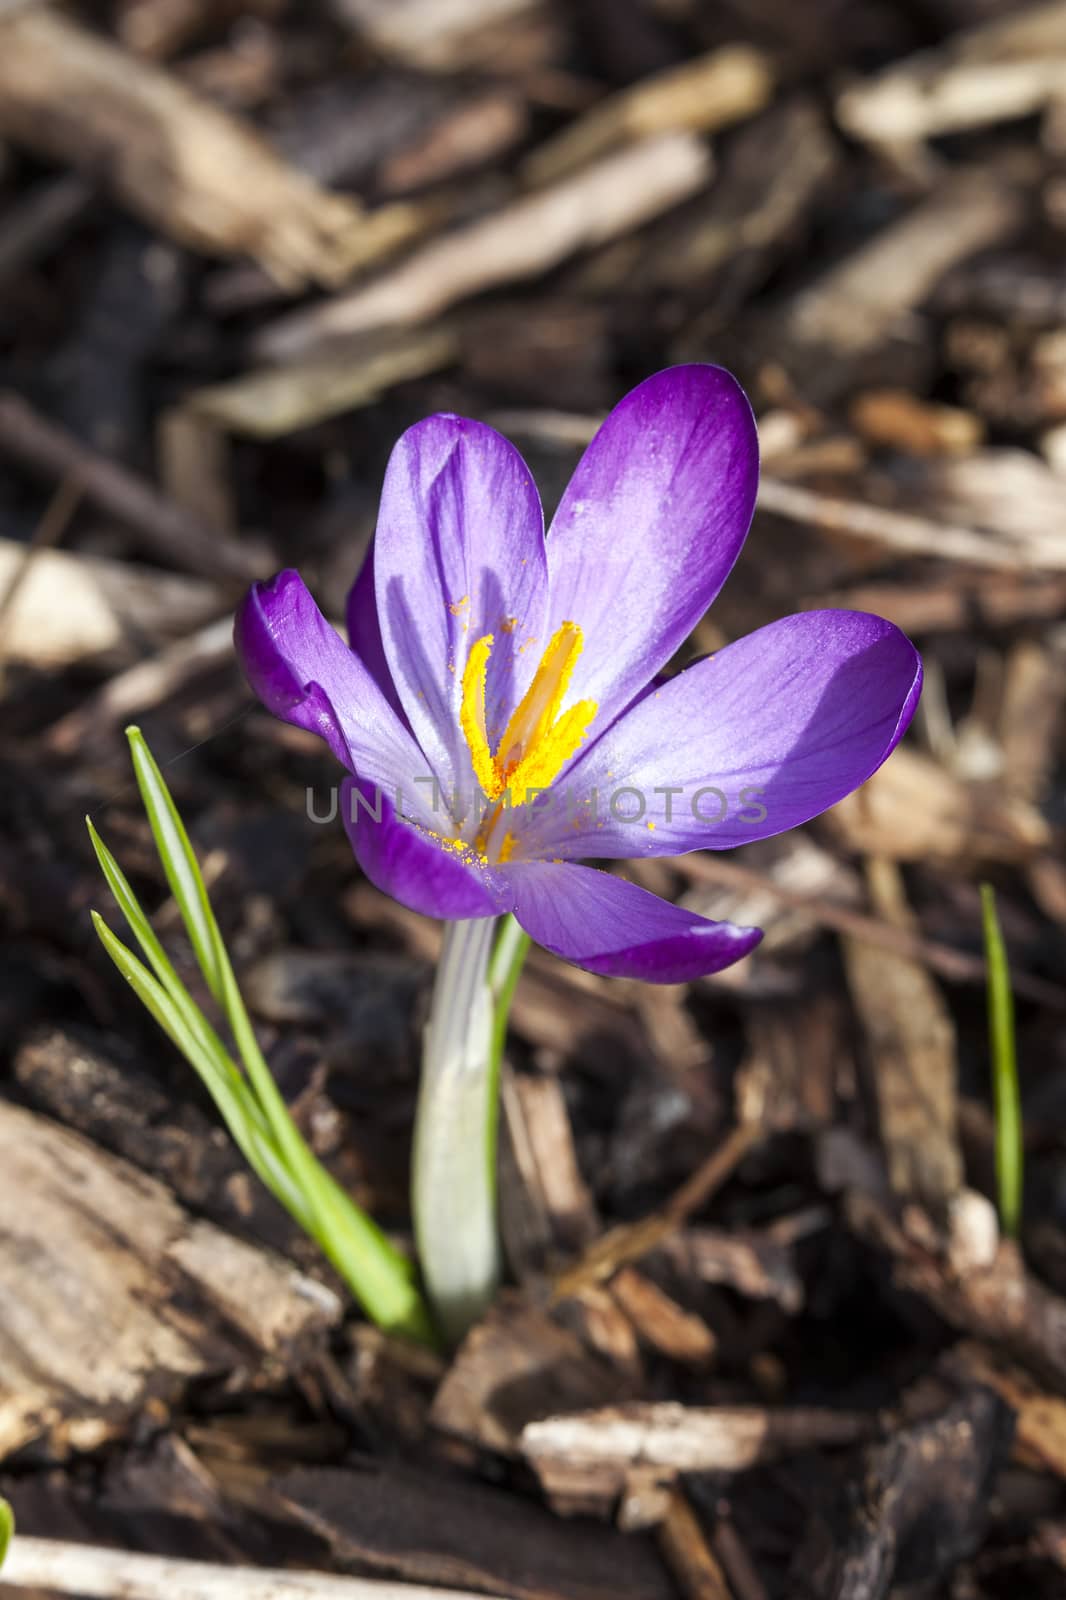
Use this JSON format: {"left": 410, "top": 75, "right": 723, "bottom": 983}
{"left": 518, "top": 610, "right": 922, "bottom": 858}
{"left": 503, "top": 860, "right": 761, "bottom": 982}
{"left": 544, "top": 365, "right": 758, "bottom": 729}
{"left": 340, "top": 778, "right": 502, "bottom": 920}
{"left": 345, "top": 538, "right": 404, "bottom": 719}
{"left": 373, "top": 415, "right": 549, "bottom": 806}
{"left": 235, "top": 570, "right": 434, "bottom": 821}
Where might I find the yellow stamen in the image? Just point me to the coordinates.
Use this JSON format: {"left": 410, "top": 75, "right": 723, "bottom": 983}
{"left": 459, "top": 621, "right": 598, "bottom": 814}
{"left": 459, "top": 633, "right": 500, "bottom": 800}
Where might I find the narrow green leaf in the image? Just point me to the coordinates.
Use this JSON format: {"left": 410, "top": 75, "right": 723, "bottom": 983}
{"left": 0, "top": 1496, "right": 13, "bottom": 1569}
{"left": 206, "top": 921, "right": 433, "bottom": 1342}
{"left": 981, "top": 883, "right": 1023, "bottom": 1237}
{"left": 90, "top": 912, "right": 310, "bottom": 1230}
{"left": 90, "top": 730, "right": 437, "bottom": 1346}
{"left": 126, "top": 726, "right": 226, "bottom": 1004}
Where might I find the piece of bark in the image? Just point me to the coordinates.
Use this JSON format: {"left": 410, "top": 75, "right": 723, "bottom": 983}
{"left": 837, "top": 2, "right": 1066, "bottom": 149}
{"left": 429, "top": 1293, "right": 620, "bottom": 1458}
{"left": 0, "top": 1101, "right": 340, "bottom": 1458}
{"left": 552, "top": 1124, "right": 762, "bottom": 1304}
{"left": 11, "top": 1026, "right": 312, "bottom": 1265}
{"left": 849, "top": 389, "right": 984, "bottom": 456}
{"left": 679, "top": 849, "right": 1063, "bottom": 1007}
{"left": 638, "top": 96, "right": 836, "bottom": 306}
{"left": 157, "top": 408, "right": 236, "bottom": 534}
{"left": 521, "top": 1403, "right": 875, "bottom": 1511}
{"left": 842, "top": 859, "right": 962, "bottom": 1210}
{"left": 609, "top": 1268, "right": 717, "bottom": 1369}
{"left": 184, "top": 328, "right": 458, "bottom": 440}
{"left": 847, "top": 1189, "right": 1066, "bottom": 1392}
{"left": 277, "top": 1459, "right": 676, "bottom": 1600}
{"left": 521, "top": 45, "right": 772, "bottom": 186}
{"left": 1, "top": 1537, "right": 505, "bottom": 1600}
{"left": 329, "top": 0, "right": 546, "bottom": 73}
{"left": 779, "top": 169, "right": 1024, "bottom": 360}
{"left": 795, "top": 1389, "right": 1014, "bottom": 1600}
{"left": 757, "top": 469, "right": 1066, "bottom": 572}
{"left": 0, "top": 537, "right": 221, "bottom": 667}
{"left": 0, "top": 5, "right": 417, "bottom": 289}
{"left": 665, "top": 1214, "right": 824, "bottom": 1315}
{"left": 998, "top": 636, "right": 1066, "bottom": 804}
{"left": 0, "top": 391, "right": 268, "bottom": 583}
{"left": 657, "top": 1488, "right": 736, "bottom": 1599}
{"left": 499, "top": 1069, "right": 599, "bottom": 1279}
{"left": 825, "top": 745, "right": 1050, "bottom": 864}
{"left": 254, "top": 133, "right": 712, "bottom": 360}
{"left": 379, "top": 91, "right": 529, "bottom": 193}
{"left": 803, "top": 572, "right": 1066, "bottom": 635}
{"left": 920, "top": 447, "right": 1066, "bottom": 569}
{"left": 41, "top": 616, "right": 235, "bottom": 753}
{"left": 946, "top": 1341, "right": 1066, "bottom": 1480}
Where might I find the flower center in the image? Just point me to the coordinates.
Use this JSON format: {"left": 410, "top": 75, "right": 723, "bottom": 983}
{"left": 460, "top": 621, "right": 598, "bottom": 813}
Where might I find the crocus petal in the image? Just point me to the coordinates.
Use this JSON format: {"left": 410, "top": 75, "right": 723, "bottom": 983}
{"left": 373, "top": 414, "right": 549, "bottom": 809}
{"left": 345, "top": 537, "right": 409, "bottom": 724}
{"left": 544, "top": 365, "right": 758, "bottom": 729}
{"left": 236, "top": 570, "right": 435, "bottom": 824}
{"left": 340, "top": 778, "right": 502, "bottom": 920}
{"left": 518, "top": 611, "right": 922, "bottom": 858}
{"left": 503, "top": 860, "right": 761, "bottom": 982}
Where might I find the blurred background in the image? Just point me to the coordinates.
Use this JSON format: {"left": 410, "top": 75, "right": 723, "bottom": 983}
{"left": 0, "top": 2, "right": 1065, "bottom": 1597}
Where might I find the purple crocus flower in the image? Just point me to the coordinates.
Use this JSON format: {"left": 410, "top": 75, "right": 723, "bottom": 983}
{"left": 236, "top": 366, "right": 921, "bottom": 984}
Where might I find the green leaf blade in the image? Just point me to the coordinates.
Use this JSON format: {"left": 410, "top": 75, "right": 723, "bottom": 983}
{"left": 0, "top": 1495, "right": 13, "bottom": 1569}
{"left": 981, "top": 883, "right": 1023, "bottom": 1238}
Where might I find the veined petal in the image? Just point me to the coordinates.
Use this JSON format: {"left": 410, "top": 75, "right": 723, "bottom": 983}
{"left": 341, "top": 778, "right": 503, "bottom": 920}
{"left": 373, "top": 414, "right": 549, "bottom": 811}
{"left": 544, "top": 365, "right": 758, "bottom": 728}
{"left": 345, "top": 537, "right": 405, "bottom": 720}
{"left": 503, "top": 860, "right": 761, "bottom": 982}
{"left": 518, "top": 610, "right": 922, "bottom": 858}
{"left": 235, "top": 570, "right": 435, "bottom": 823}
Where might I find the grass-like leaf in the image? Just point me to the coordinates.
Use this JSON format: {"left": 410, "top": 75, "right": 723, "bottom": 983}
{"left": 89, "top": 729, "right": 435, "bottom": 1347}
{"left": 0, "top": 1496, "right": 12, "bottom": 1569}
{"left": 981, "top": 883, "right": 1023, "bottom": 1238}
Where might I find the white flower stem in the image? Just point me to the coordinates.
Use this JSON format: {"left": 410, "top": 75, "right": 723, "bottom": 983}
{"left": 412, "top": 914, "right": 529, "bottom": 1345}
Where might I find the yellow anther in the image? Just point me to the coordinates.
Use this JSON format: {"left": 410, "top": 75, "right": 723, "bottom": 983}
{"left": 459, "top": 621, "right": 597, "bottom": 812}
{"left": 459, "top": 632, "right": 501, "bottom": 800}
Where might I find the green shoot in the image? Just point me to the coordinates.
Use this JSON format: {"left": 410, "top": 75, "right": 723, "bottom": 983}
{"left": 0, "top": 1497, "right": 12, "bottom": 1569}
{"left": 89, "top": 727, "right": 435, "bottom": 1347}
{"left": 980, "top": 883, "right": 1023, "bottom": 1238}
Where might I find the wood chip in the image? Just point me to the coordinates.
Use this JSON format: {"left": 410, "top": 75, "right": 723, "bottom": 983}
{"left": 521, "top": 45, "right": 772, "bottom": 186}
{"left": 0, "top": 391, "right": 268, "bottom": 583}
{"left": 0, "top": 538, "right": 220, "bottom": 667}
{"left": 329, "top": 0, "right": 543, "bottom": 73}
{"left": 842, "top": 859, "right": 962, "bottom": 1210}
{"left": 609, "top": 1268, "right": 717, "bottom": 1368}
{"left": 0, "top": 5, "right": 416, "bottom": 289}
{"left": 521, "top": 1402, "right": 874, "bottom": 1503}
{"left": 837, "top": 3, "right": 1066, "bottom": 148}
{"left": 430, "top": 1294, "right": 620, "bottom": 1457}
{"left": 0, "top": 1102, "right": 340, "bottom": 1458}
{"left": 499, "top": 1069, "right": 599, "bottom": 1277}
{"left": 849, "top": 388, "right": 984, "bottom": 456}
{"left": 781, "top": 170, "right": 1024, "bottom": 359}
{"left": 255, "top": 133, "right": 712, "bottom": 360}
{"left": 657, "top": 1488, "right": 736, "bottom": 1599}
{"left": 825, "top": 745, "right": 1050, "bottom": 863}
{"left": 278, "top": 1460, "right": 676, "bottom": 1600}
{"left": 185, "top": 328, "right": 458, "bottom": 440}
{"left": 0, "top": 1537, "right": 504, "bottom": 1600}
